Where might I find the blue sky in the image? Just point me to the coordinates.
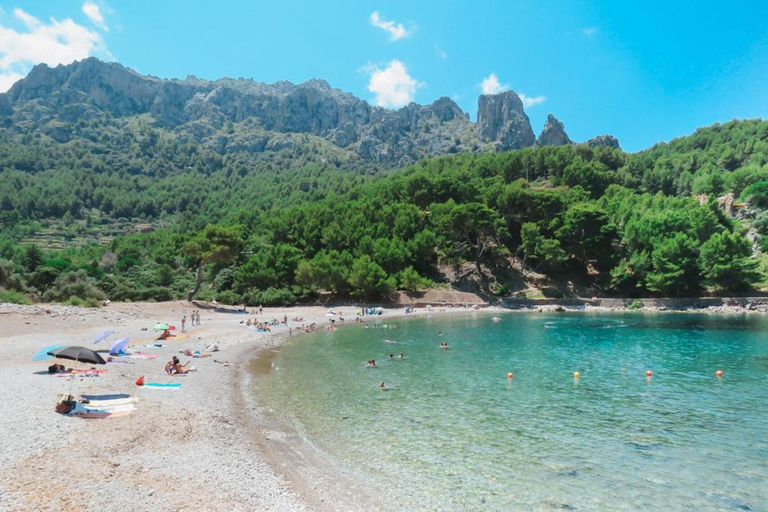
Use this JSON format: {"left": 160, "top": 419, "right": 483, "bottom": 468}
{"left": 1, "top": 0, "right": 767, "bottom": 151}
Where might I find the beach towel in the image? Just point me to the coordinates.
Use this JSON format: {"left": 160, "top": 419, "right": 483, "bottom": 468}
{"left": 126, "top": 353, "right": 157, "bottom": 359}
{"left": 142, "top": 383, "right": 182, "bottom": 389}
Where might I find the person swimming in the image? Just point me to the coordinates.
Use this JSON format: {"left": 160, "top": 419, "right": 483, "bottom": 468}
{"left": 398, "top": 352, "right": 404, "bottom": 359}
{"left": 440, "top": 342, "right": 449, "bottom": 349}
{"left": 367, "top": 359, "right": 377, "bottom": 368}
{"left": 389, "top": 354, "right": 394, "bottom": 360}
{"left": 379, "top": 381, "right": 385, "bottom": 389}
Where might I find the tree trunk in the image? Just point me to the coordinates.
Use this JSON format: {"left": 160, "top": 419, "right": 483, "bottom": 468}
{"left": 186, "top": 261, "right": 204, "bottom": 302}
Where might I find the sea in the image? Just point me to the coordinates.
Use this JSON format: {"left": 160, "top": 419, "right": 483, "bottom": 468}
{"left": 253, "top": 312, "right": 768, "bottom": 511}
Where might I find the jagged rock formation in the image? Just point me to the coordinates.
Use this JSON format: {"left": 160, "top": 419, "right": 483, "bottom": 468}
{"left": 586, "top": 134, "right": 621, "bottom": 149}
{"left": 0, "top": 58, "right": 620, "bottom": 167}
{"left": 477, "top": 91, "right": 536, "bottom": 150}
{"left": 536, "top": 114, "right": 572, "bottom": 147}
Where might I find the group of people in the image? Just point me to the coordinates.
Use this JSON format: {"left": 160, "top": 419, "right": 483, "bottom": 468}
{"left": 244, "top": 319, "right": 272, "bottom": 332}
{"left": 181, "top": 310, "right": 202, "bottom": 332}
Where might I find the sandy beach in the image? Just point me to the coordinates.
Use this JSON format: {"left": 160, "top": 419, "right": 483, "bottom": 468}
{"left": 0, "top": 300, "right": 483, "bottom": 511}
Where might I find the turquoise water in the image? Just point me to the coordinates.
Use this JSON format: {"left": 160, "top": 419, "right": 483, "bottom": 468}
{"left": 255, "top": 313, "right": 768, "bottom": 511}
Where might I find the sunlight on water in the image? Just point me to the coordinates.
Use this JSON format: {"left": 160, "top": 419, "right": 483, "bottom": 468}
{"left": 256, "top": 313, "right": 768, "bottom": 511}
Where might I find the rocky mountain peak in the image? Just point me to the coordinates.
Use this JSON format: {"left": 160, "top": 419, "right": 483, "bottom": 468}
{"left": 477, "top": 90, "right": 535, "bottom": 150}
{"left": 429, "top": 97, "right": 468, "bottom": 122}
{"left": 536, "top": 113, "right": 572, "bottom": 147}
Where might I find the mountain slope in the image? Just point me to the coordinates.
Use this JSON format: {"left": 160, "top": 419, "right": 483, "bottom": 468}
{"left": 0, "top": 58, "right": 617, "bottom": 168}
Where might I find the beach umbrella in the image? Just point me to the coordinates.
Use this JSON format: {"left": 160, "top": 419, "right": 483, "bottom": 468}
{"left": 92, "top": 330, "right": 115, "bottom": 345}
{"left": 31, "top": 344, "right": 66, "bottom": 362}
{"left": 109, "top": 338, "right": 130, "bottom": 356}
{"left": 47, "top": 346, "right": 107, "bottom": 365}
{"left": 152, "top": 323, "right": 169, "bottom": 331}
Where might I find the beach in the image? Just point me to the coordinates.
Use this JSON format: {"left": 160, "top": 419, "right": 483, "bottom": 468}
{"left": 0, "top": 301, "right": 481, "bottom": 511}
{"left": 2, "top": 298, "right": 764, "bottom": 511}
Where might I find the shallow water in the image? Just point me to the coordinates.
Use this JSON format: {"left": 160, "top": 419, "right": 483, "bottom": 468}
{"left": 255, "top": 313, "right": 768, "bottom": 511}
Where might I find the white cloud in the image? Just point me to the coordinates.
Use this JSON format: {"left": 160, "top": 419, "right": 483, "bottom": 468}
{"left": 82, "top": 2, "right": 108, "bottom": 31}
{"left": 480, "top": 73, "right": 546, "bottom": 107}
{"left": 0, "top": 71, "right": 25, "bottom": 92}
{"left": 519, "top": 93, "right": 546, "bottom": 107}
{"left": 480, "top": 72, "right": 507, "bottom": 95}
{"left": 434, "top": 43, "right": 448, "bottom": 60}
{"left": 582, "top": 27, "right": 598, "bottom": 37}
{"left": 370, "top": 11, "right": 411, "bottom": 41}
{"left": 365, "top": 60, "right": 422, "bottom": 108}
{"left": 0, "top": 8, "right": 109, "bottom": 92}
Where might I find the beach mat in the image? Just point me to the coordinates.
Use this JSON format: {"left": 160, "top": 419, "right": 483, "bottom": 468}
{"left": 82, "top": 394, "right": 132, "bottom": 401}
{"left": 143, "top": 383, "right": 182, "bottom": 389}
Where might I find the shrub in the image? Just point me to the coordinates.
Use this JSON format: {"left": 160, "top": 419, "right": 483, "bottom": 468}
{"left": 245, "top": 287, "right": 297, "bottom": 307}
{"left": 44, "top": 270, "right": 106, "bottom": 303}
{"left": 0, "top": 289, "right": 32, "bottom": 305}
{"left": 628, "top": 299, "right": 644, "bottom": 310}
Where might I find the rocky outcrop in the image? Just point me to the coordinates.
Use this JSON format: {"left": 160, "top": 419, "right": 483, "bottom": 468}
{"left": 586, "top": 134, "right": 620, "bottom": 149}
{"left": 477, "top": 91, "right": 535, "bottom": 150}
{"left": 536, "top": 114, "right": 571, "bottom": 146}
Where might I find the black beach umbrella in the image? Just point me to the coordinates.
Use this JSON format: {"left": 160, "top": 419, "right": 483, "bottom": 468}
{"left": 47, "top": 346, "right": 107, "bottom": 365}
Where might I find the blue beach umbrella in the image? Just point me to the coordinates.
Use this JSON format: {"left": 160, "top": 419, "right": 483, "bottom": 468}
{"left": 32, "top": 344, "right": 66, "bottom": 362}
{"left": 92, "top": 330, "right": 115, "bottom": 345}
{"left": 109, "top": 338, "right": 130, "bottom": 356}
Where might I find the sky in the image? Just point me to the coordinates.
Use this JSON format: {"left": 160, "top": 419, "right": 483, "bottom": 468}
{"left": 1, "top": 1, "right": 767, "bottom": 152}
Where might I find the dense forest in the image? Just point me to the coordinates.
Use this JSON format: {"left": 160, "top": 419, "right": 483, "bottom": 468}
{"left": 2, "top": 119, "right": 768, "bottom": 306}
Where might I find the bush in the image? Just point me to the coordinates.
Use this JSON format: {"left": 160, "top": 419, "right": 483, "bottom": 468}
{"left": 628, "top": 299, "right": 644, "bottom": 310}
{"left": 44, "top": 270, "right": 106, "bottom": 303}
{"left": 65, "top": 296, "right": 102, "bottom": 307}
{"left": 0, "top": 289, "right": 32, "bottom": 304}
{"left": 245, "top": 287, "right": 297, "bottom": 307}
{"left": 214, "top": 290, "right": 240, "bottom": 305}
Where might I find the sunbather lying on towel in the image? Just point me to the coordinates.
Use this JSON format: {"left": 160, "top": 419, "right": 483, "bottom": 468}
{"left": 182, "top": 348, "right": 211, "bottom": 358}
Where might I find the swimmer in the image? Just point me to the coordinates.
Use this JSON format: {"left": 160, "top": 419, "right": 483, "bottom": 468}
{"left": 389, "top": 354, "right": 394, "bottom": 360}
{"left": 398, "top": 352, "right": 404, "bottom": 359}
{"left": 379, "top": 381, "right": 385, "bottom": 389}
{"left": 440, "top": 342, "right": 449, "bottom": 349}
{"left": 438, "top": 331, "right": 443, "bottom": 336}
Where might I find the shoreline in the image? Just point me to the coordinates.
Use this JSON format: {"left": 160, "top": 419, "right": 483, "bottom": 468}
{"left": 0, "top": 300, "right": 764, "bottom": 511}
{"left": 237, "top": 307, "right": 486, "bottom": 512}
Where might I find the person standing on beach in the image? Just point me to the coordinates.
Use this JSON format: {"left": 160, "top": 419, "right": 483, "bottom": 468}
{"left": 181, "top": 315, "right": 187, "bottom": 333}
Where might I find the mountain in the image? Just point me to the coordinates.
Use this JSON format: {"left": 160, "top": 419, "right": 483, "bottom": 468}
{"left": 0, "top": 58, "right": 618, "bottom": 167}
{"left": 536, "top": 114, "right": 572, "bottom": 147}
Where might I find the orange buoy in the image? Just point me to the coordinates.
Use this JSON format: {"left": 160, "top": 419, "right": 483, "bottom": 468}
{"left": 507, "top": 372, "right": 513, "bottom": 379}
{"left": 573, "top": 371, "right": 580, "bottom": 379}
{"left": 715, "top": 370, "right": 723, "bottom": 378}
{"left": 645, "top": 370, "right": 653, "bottom": 377}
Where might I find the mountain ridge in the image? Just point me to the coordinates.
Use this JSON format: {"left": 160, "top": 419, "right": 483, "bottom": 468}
{"left": 0, "top": 58, "right": 618, "bottom": 167}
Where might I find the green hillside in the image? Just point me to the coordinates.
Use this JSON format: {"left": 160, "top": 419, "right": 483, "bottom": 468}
{"left": 2, "top": 119, "right": 768, "bottom": 305}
